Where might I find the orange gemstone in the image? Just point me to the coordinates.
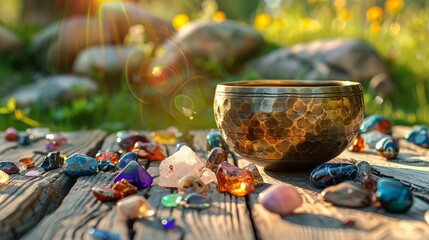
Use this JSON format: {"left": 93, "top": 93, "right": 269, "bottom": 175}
{"left": 349, "top": 135, "right": 365, "bottom": 153}
{"left": 216, "top": 162, "right": 254, "bottom": 197}
{"left": 112, "top": 179, "right": 138, "bottom": 197}
{"left": 18, "top": 156, "right": 36, "bottom": 169}
{"left": 132, "top": 142, "right": 166, "bottom": 161}
{"left": 96, "top": 151, "right": 120, "bottom": 164}
{"left": 91, "top": 186, "right": 122, "bottom": 202}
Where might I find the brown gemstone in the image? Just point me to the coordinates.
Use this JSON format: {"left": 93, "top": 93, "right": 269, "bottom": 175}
{"left": 242, "top": 163, "right": 264, "bottom": 187}
{"left": 178, "top": 175, "right": 208, "bottom": 195}
{"left": 216, "top": 162, "right": 254, "bottom": 197}
{"left": 132, "top": 142, "right": 166, "bottom": 161}
{"left": 91, "top": 186, "right": 122, "bottom": 202}
{"left": 18, "top": 156, "right": 36, "bottom": 170}
{"left": 112, "top": 179, "right": 138, "bottom": 197}
{"left": 206, "top": 147, "right": 227, "bottom": 172}
{"left": 349, "top": 135, "right": 364, "bottom": 153}
{"left": 321, "top": 181, "right": 370, "bottom": 208}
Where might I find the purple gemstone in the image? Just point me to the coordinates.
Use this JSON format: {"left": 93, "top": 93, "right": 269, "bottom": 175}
{"left": 113, "top": 161, "right": 153, "bottom": 189}
{"left": 117, "top": 152, "right": 138, "bottom": 170}
{"left": 161, "top": 217, "right": 176, "bottom": 230}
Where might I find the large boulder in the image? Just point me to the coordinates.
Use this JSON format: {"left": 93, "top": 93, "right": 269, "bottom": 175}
{"left": 31, "top": 17, "right": 112, "bottom": 72}
{"left": 4, "top": 75, "right": 98, "bottom": 107}
{"left": 0, "top": 26, "right": 23, "bottom": 55}
{"left": 249, "top": 39, "right": 393, "bottom": 96}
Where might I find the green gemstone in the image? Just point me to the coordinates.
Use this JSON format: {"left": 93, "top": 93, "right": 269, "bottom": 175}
{"left": 161, "top": 194, "right": 183, "bottom": 208}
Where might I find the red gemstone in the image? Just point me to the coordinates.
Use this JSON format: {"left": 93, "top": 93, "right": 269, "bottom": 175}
{"left": 4, "top": 127, "right": 19, "bottom": 141}
{"left": 132, "top": 142, "right": 166, "bottom": 161}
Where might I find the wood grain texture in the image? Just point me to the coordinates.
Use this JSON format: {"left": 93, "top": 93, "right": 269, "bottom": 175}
{"left": 0, "top": 130, "right": 107, "bottom": 239}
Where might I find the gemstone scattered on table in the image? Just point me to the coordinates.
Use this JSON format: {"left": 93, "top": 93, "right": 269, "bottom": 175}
{"left": 207, "top": 130, "right": 228, "bottom": 152}
{"left": 112, "top": 179, "right": 138, "bottom": 197}
{"left": 199, "top": 167, "right": 217, "bottom": 184}
{"left": 310, "top": 163, "right": 358, "bottom": 188}
{"left": 161, "top": 217, "right": 177, "bottom": 230}
{"left": 45, "top": 133, "right": 68, "bottom": 150}
{"left": 206, "top": 147, "right": 227, "bottom": 172}
{"left": 151, "top": 126, "right": 178, "bottom": 145}
{"left": 258, "top": 184, "right": 302, "bottom": 215}
{"left": 18, "top": 156, "right": 35, "bottom": 170}
{"left": 321, "top": 181, "right": 371, "bottom": 208}
{"left": 117, "top": 133, "right": 149, "bottom": 152}
{"left": 361, "top": 131, "right": 390, "bottom": 148}
{"left": 117, "top": 195, "right": 155, "bottom": 219}
{"left": 3, "top": 127, "right": 18, "bottom": 141}
{"left": 64, "top": 153, "right": 98, "bottom": 177}
{"left": 96, "top": 150, "right": 120, "bottom": 165}
{"left": 242, "top": 163, "right": 264, "bottom": 187}
{"left": 25, "top": 170, "right": 42, "bottom": 177}
{"left": 0, "top": 162, "right": 20, "bottom": 174}
{"left": 178, "top": 175, "right": 208, "bottom": 196}
{"left": 405, "top": 125, "right": 429, "bottom": 148}
{"left": 0, "top": 170, "right": 10, "bottom": 185}
{"left": 88, "top": 228, "right": 120, "bottom": 240}
{"left": 375, "top": 137, "right": 399, "bottom": 160}
{"left": 159, "top": 146, "right": 205, "bottom": 188}
{"left": 91, "top": 186, "right": 122, "bottom": 202}
{"left": 349, "top": 134, "right": 365, "bottom": 153}
{"left": 376, "top": 178, "right": 413, "bottom": 213}
{"left": 161, "top": 194, "right": 183, "bottom": 208}
{"left": 183, "top": 193, "right": 212, "bottom": 208}
{"left": 41, "top": 151, "right": 64, "bottom": 171}
{"left": 132, "top": 142, "right": 166, "bottom": 161}
{"left": 117, "top": 152, "right": 138, "bottom": 170}
{"left": 360, "top": 115, "right": 392, "bottom": 135}
{"left": 114, "top": 161, "right": 153, "bottom": 189}
{"left": 216, "top": 161, "right": 254, "bottom": 197}
{"left": 18, "top": 134, "right": 31, "bottom": 146}
{"left": 26, "top": 127, "right": 50, "bottom": 140}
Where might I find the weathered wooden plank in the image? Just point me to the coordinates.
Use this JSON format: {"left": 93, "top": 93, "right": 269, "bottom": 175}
{"left": 236, "top": 126, "right": 429, "bottom": 240}
{"left": 0, "top": 130, "right": 107, "bottom": 239}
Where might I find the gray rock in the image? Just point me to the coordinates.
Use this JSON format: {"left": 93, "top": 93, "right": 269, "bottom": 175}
{"left": 250, "top": 39, "right": 393, "bottom": 95}
{"left": 0, "top": 25, "right": 23, "bottom": 54}
{"left": 5, "top": 75, "right": 98, "bottom": 107}
{"left": 73, "top": 45, "right": 143, "bottom": 83}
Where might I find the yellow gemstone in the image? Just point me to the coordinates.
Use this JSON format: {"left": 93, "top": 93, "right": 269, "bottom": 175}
{"left": 150, "top": 127, "right": 178, "bottom": 145}
{"left": 0, "top": 170, "right": 10, "bottom": 185}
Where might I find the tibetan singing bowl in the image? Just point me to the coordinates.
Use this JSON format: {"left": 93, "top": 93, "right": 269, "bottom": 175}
{"left": 213, "top": 80, "right": 364, "bottom": 170}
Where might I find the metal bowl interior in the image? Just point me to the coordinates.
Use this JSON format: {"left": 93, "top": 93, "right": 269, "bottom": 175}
{"left": 213, "top": 80, "right": 364, "bottom": 170}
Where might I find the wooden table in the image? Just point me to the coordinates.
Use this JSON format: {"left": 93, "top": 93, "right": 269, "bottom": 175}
{"left": 0, "top": 127, "right": 428, "bottom": 240}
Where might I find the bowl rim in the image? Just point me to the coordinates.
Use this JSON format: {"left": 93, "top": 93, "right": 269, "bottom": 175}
{"left": 216, "top": 80, "right": 362, "bottom": 95}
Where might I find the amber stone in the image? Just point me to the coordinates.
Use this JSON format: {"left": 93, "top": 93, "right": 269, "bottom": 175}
{"left": 96, "top": 150, "right": 120, "bottom": 165}
{"left": 0, "top": 170, "right": 10, "bottom": 185}
{"left": 216, "top": 162, "right": 254, "bottom": 197}
{"left": 112, "top": 179, "right": 138, "bottom": 197}
{"left": 132, "top": 142, "right": 166, "bottom": 161}
{"left": 3, "top": 127, "right": 19, "bottom": 141}
{"left": 206, "top": 147, "right": 227, "bottom": 172}
{"left": 19, "top": 156, "right": 36, "bottom": 170}
{"left": 151, "top": 126, "right": 178, "bottom": 145}
{"left": 117, "top": 134, "right": 149, "bottom": 152}
{"left": 91, "top": 186, "right": 122, "bottom": 202}
{"left": 242, "top": 163, "right": 264, "bottom": 187}
{"left": 349, "top": 135, "right": 365, "bottom": 153}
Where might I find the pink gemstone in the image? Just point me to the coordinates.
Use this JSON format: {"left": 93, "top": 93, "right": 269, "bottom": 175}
{"left": 258, "top": 184, "right": 302, "bottom": 215}
{"left": 25, "top": 170, "right": 42, "bottom": 177}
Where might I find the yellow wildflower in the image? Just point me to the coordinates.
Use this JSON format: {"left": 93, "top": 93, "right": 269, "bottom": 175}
{"left": 273, "top": 18, "right": 286, "bottom": 28}
{"left": 370, "top": 22, "right": 382, "bottom": 34}
{"left": 332, "top": 0, "right": 346, "bottom": 12}
{"left": 389, "top": 22, "right": 401, "bottom": 36}
{"left": 172, "top": 13, "right": 190, "bottom": 30}
{"left": 302, "top": 18, "right": 321, "bottom": 31}
{"left": 385, "top": 0, "right": 403, "bottom": 14}
{"left": 337, "top": 9, "right": 350, "bottom": 21}
{"left": 366, "top": 6, "right": 383, "bottom": 22}
{"left": 213, "top": 11, "right": 226, "bottom": 22}
{"left": 254, "top": 13, "right": 271, "bottom": 30}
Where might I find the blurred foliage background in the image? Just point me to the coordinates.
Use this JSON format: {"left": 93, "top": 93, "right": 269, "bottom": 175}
{"left": 0, "top": 0, "right": 428, "bottom": 131}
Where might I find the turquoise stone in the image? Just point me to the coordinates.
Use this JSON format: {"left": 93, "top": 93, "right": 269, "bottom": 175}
{"left": 375, "top": 137, "right": 399, "bottom": 160}
{"left": 161, "top": 193, "right": 183, "bottom": 207}
{"left": 64, "top": 153, "right": 98, "bottom": 177}
{"left": 206, "top": 130, "right": 228, "bottom": 152}
{"left": 184, "top": 193, "right": 211, "bottom": 208}
{"left": 376, "top": 178, "right": 413, "bottom": 213}
{"left": 406, "top": 125, "right": 429, "bottom": 148}
{"left": 310, "top": 163, "right": 358, "bottom": 188}
{"left": 361, "top": 131, "right": 389, "bottom": 148}
{"left": 41, "top": 151, "right": 64, "bottom": 171}
{"left": 360, "top": 115, "right": 392, "bottom": 135}
{"left": 117, "top": 152, "right": 138, "bottom": 170}
{"left": 88, "top": 228, "right": 120, "bottom": 240}
{"left": 18, "top": 134, "right": 31, "bottom": 146}
{"left": 113, "top": 161, "right": 153, "bottom": 189}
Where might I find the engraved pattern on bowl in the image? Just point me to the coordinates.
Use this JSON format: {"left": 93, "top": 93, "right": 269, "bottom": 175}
{"left": 213, "top": 80, "right": 364, "bottom": 170}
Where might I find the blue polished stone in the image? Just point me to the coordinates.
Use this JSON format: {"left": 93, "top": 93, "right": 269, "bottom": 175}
{"left": 406, "top": 126, "right": 429, "bottom": 148}
{"left": 310, "top": 163, "right": 358, "bottom": 188}
{"left": 114, "top": 161, "right": 153, "bottom": 189}
{"left": 64, "top": 153, "right": 98, "bottom": 177}
{"left": 41, "top": 151, "right": 64, "bottom": 171}
{"left": 184, "top": 193, "right": 211, "bottom": 208}
{"left": 161, "top": 217, "right": 177, "bottom": 230}
{"left": 206, "top": 130, "right": 228, "bottom": 152}
{"left": 88, "top": 228, "right": 120, "bottom": 240}
{"left": 360, "top": 115, "right": 392, "bottom": 135}
{"left": 376, "top": 178, "right": 413, "bottom": 213}
{"left": 18, "top": 134, "right": 31, "bottom": 146}
{"left": 361, "top": 131, "right": 390, "bottom": 148}
{"left": 375, "top": 137, "right": 399, "bottom": 160}
{"left": 117, "top": 152, "right": 138, "bottom": 170}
